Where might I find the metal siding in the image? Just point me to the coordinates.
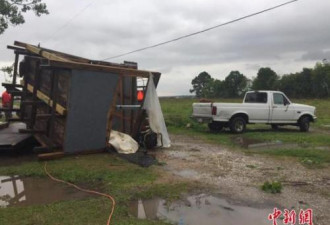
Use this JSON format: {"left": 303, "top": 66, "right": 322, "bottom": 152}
{"left": 64, "top": 70, "right": 119, "bottom": 153}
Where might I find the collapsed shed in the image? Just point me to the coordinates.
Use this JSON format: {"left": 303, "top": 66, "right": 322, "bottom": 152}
{"left": 1, "top": 41, "right": 170, "bottom": 158}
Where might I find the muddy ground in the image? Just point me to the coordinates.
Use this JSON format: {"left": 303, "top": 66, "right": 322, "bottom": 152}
{"left": 152, "top": 134, "right": 330, "bottom": 225}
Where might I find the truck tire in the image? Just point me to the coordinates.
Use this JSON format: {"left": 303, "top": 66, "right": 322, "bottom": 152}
{"left": 230, "top": 117, "right": 246, "bottom": 134}
{"left": 271, "top": 124, "right": 279, "bottom": 130}
{"left": 208, "top": 121, "right": 223, "bottom": 132}
{"left": 299, "top": 116, "right": 310, "bottom": 132}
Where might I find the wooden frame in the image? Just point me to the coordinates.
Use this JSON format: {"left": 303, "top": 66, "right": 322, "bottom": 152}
{"left": 2, "top": 41, "right": 161, "bottom": 156}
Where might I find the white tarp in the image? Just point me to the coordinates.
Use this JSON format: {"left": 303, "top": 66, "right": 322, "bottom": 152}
{"left": 143, "top": 74, "right": 171, "bottom": 148}
{"left": 109, "top": 130, "right": 139, "bottom": 154}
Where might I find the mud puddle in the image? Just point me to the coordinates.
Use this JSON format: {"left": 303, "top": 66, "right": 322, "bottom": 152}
{"left": 129, "top": 194, "right": 276, "bottom": 225}
{"left": 0, "top": 176, "right": 91, "bottom": 207}
{"left": 118, "top": 151, "right": 157, "bottom": 167}
{"left": 232, "top": 137, "right": 297, "bottom": 149}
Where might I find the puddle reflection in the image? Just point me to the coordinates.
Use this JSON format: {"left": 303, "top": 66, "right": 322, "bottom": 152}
{"left": 0, "top": 176, "right": 90, "bottom": 207}
{"left": 129, "top": 194, "right": 276, "bottom": 225}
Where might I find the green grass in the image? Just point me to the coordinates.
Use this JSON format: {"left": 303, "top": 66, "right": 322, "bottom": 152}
{"left": 261, "top": 181, "right": 282, "bottom": 194}
{"left": 0, "top": 154, "right": 198, "bottom": 225}
{"left": 161, "top": 97, "right": 330, "bottom": 167}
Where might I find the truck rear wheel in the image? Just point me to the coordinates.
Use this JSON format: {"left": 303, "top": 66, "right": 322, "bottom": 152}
{"left": 230, "top": 117, "right": 246, "bottom": 134}
{"left": 299, "top": 116, "right": 310, "bottom": 132}
{"left": 208, "top": 122, "right": 223, "bottom": 132}
{"left": 271, "top": 124, "right": 279, "bottom": 130}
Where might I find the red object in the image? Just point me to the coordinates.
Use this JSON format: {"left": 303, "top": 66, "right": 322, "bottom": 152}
{"left": 299, "top": 209, "right": 313, "bottom": 225}
{"left": 268, "top": 208, "right": 282, "bottom": 225}
{"left": 283, "top": 209, "right": 296, "bottom": 225}
{"left": 212, "top": 106, "right": 217, "bottom": 115}
{"left": 137, "top": 90, "right": 144, "bottom": 102}
{"left": 2, "top": 91, "right": 12, "bottom": 107}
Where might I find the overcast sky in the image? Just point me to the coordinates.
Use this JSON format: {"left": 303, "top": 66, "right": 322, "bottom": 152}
{"left": 1, "top": 0, "right": 329, "bottom": 96}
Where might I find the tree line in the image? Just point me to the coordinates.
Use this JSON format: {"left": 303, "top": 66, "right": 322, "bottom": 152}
{"left": 190, "top": 61, "right": 330, "bottom": 98}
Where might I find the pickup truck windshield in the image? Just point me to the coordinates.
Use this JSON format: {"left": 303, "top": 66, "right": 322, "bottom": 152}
{"left": 244, "top": 92, "right": 267, "bottom": 103}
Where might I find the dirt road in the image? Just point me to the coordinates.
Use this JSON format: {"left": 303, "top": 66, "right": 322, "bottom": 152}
{"left": 154, "top": 134, "right": 330, "bottom": 225}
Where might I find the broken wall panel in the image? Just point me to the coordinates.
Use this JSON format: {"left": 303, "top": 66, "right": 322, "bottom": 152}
{"left": 63, "top": 69, "right": 119, "bottom": 153}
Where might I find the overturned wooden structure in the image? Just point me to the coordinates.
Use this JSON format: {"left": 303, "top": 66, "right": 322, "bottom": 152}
{"left": 1, "top": 41, "right": 161, "bottom": 157}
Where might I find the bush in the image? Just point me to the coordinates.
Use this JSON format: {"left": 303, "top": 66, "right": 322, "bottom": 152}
{"left": 261, "top": 181, "right": 282, "bottom": 193}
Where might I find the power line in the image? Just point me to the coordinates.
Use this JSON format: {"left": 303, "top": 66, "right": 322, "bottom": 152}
{"left": 102, "top": 0, "right": 298, "bottom": 61}
{"left": 44, "top": 1, "right": 94, "bottom": 43}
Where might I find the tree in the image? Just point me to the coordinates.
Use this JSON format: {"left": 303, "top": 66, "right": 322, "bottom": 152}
{"left": 1, "top": 64, "right": 13, "bottom": 82}
{"left": 252, "top": 67, "right": 279, "bottom": 90}
{"left": 0, "top": 0, "right": 48, "bottom": 34}
{"left": 212, "top": 79, "right": 225, "bottom": 98}
{"left": 312, "top": 62, "right": 330, "bottom": 98}
{"left": 190, "top": 71, "right": 214, "bottom": 98}
{"left": 223, "top": 71, "right": 248, "bottom": 98}
{"left": 279, "top": 73, "right": 298, "bottom": 98}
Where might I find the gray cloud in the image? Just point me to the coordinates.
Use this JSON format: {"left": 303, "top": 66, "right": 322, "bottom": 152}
{"left": 301, "top": 50, "right": 330, "bottom": 61}
{"left": 1, "top": 0, "right": 329, "bottom": 95}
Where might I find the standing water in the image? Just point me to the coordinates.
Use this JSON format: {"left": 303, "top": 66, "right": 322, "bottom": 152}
{"left": 129, "top": 194, "right": 277, "bottom": 225}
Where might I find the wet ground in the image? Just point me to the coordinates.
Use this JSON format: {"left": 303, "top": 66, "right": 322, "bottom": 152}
{"left": 232, "top": 136, "right": 299, "bottom": 149}
{"left": 152, "top": 134, "right": 330, "bottom": 225}
{"left": 129, "top": 194, "right": 276, "bottom": 225}
{"left": 0, "top": 176, "right": 91, "bottom": 207}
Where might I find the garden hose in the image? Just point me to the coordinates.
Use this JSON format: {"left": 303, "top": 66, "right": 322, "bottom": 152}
{"left": 44, "top": 162, "right": 116, "bottom": 225}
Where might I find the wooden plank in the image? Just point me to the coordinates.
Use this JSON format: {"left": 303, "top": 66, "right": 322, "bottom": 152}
{"left": 2, "top": 83, "right": 23, "bottom": 88}
{"left": 8, "top": 118, "right": 30, "bottom": 122}
{"left": 30, "top": 61, "right": 41, "bottom": 127}
{"left": 48, "top": 71, "right": 59, "bottom": 140}
{"left": 120, "top": 77, "right": 125, "bottom": 132}
{"left": 34, "top": 134, "right": 60, "bottom": 149}
{"left": 7, "top": 45, "right": 25, "bottom": 51}
{"left": 19, "top": 129, "right": 45, "bottom": 134}
{"left": 14, "top": 41, "right": 91, "bottom": 63}
{"left": 14, "top": 41, "right": 161, "bottom": 78}
{"left": 48, "top": 60, "right": 160, "bottom": 78}
{"left": 0, "top": 108, "right": 20, "bottom": 112}
{"left": 26, "top": 83, "right": 67, "bottom": 115}
{"left": 21, "top": 100, "right": 44, "bottom": 105}
{"left": 14, "top": 41, "right": 70, "bottom": 62}
{"left": 106, "top": 80, "right": 121, "bottom": 146}
{"left": 12, "top": 53, "right": 19, "bottom": 85}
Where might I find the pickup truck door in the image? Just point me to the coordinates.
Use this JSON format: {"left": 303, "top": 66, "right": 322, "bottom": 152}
{"left": 270, "top": 93, "right": 295, "bottom": 122}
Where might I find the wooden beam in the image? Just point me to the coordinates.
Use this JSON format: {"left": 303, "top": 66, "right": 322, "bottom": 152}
{"left": 106, "top": 80, "right": 121, "bottom": 146}
{"left": 48, "top": 60, "right": 160, "bottom": 78}
{"left": 0, "top": 107, "right": 20, "bottom": 112}
{"left": 2, "top": 83, "right": 23, "bottom": 88}
{"left": 26, "top": 83, "right": 67, "bottom": 115}
{"left": 19, "top": 129, "right": 46, "bottom": 134}
{"left": 14, "top": 41, "right": 70, "bottom": 62}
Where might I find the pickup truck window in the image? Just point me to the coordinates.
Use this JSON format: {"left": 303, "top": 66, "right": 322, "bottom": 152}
{"left": 244, "top": 92, "right": 267, "bottom": 103}
{"left": 273, "top": 93, "right": 290, "bottom": 105}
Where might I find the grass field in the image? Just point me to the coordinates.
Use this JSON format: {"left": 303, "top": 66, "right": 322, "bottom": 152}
{"left": 160, "top": 97, "right": 330, "bottom": 167}
{"left": 0, "top": 154, "right": 198, "bottom": 225}
{"left": 0, "top": 97, "right": 329, "bottom": 224}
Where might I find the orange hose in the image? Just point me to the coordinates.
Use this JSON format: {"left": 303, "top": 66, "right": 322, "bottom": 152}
{"left": 44, "top": 162, "right": 116, "bottom": 225}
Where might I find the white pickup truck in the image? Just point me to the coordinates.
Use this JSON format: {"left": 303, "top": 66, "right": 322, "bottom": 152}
{"left": 192, "top": 91, "right": 317, "bottom": 133}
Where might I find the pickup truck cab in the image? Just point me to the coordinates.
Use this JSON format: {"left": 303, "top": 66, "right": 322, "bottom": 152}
{"left": 192, "top": 91, "right": 317, "bottom": 133}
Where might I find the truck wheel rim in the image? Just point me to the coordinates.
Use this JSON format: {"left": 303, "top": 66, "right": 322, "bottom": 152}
{"left": 235, "top": 121, "right": 244, "bottom": 132}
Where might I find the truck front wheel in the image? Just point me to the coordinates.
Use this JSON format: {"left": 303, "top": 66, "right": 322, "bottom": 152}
{"left": 208, "top": 121, "right": 223, "bottom": 132}
{"left": 299, "top": 116, "right": 310, "bottom": 132}
{"left": 230, "top": 117, "right": 246, "bottom": 134}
